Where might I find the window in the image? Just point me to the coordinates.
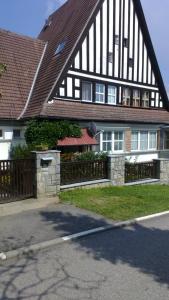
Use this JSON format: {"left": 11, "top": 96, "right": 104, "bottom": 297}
{"left": 131, "top": 131, "right": 157, "bottom": 151}
{"left": 108, "top": 85, "right": 117, "bottom": 104}
{"left": 131, "top": 131, "right": 139, "bottom": 151}
{"left": 101, "top": 131, "right": 124, "bottom": 153}
{"left": 55, "top": 41, "right": 66, "bottom": 55}
{"left": 13, "top": 129, "right": 21, "bottom": 139}
{"left": 122, "top": 88, "right": 131, "bottom": 106}
{"left": 133, "top": 89, "right": 140, "bottom": 107}
{"left": 129, "top": 58, "right": 134, "bottom": 68}
{"left": 124, "top": 38, "right": 129, "bottom": 48}
{"left": 140, "top": 131, "right": 148, "bottom": 150}
{"left": 108, "top": 52, "right": 113, "bottom": 63}
{"left": 82, "top": 81, "right": 92, "bottom": 102}
{"left": 115, "top": 35, "right": 119, "bottom": 45}
{"left": 102, "top": 132, "right": 112, "bottom": 151}
{"left": 149, "top": 131, "right": 157, "bottom": 149}
{"left": 42, "top": 19, "right": 52, "bottom": 31}
{"left": 95, "top": 83, "right": 105, "bottom": 103}
{"left": 114, "top": 131, "right": 124, "bottom": 151}
{"left": 142, "top": 91, "right": 149, "bottom": 108}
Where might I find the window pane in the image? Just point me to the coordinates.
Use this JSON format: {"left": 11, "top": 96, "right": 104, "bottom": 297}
{"left": 95, "top": 84, "right": 105, "bottom": 103}
{"left": 114, "top": 141, "right": 123, "bottom": 151}
{"left": 103, "top": 132, "right": 112, "bottom": 141}
{"left": 131, "top": 131, "right": 139, "bottom": 150}
{"left": 108, "top": 86, "right": 116, "bottom": 104}
{"left": 114, "top": 131, "right": 124, "bottom": 151}
{"left": 140, "top": 131, "right": 148, "bottom": 150}
{"left": 13, "top": 129, "right": 21, "bottom": 139}
{"left": 114, "top": 131, "right": 123, "bottom": 141}
{"left": 103, "top": 142, "right": 111, "bottom": 152}
{"left": 82, "top": 82, "right": 92, "bottom": 101}
{"left": 149, "top": 132, "right": 157, "bottom": 149}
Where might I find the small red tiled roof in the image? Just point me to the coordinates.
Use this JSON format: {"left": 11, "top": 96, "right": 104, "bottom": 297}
{"left": 57, "top": 128, "right": 98, "bottom": 146}
{"left": 43, "top": 99, "right": 169, "bottom": 124}
{"left": 0, "top": 28, "right": 45, "bottom": 119}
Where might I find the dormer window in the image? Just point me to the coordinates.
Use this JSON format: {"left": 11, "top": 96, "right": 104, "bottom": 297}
{"left": 122, "top": 88, "right": 131, "bottom": 106}
{"left": 55, "top": 41, "right": 66, "bottom": 56}
{"left": 43, "top": 19, "right": 52, "bottom": 31}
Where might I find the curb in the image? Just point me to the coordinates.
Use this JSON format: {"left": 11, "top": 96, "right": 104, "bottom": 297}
{"left": 1, "top": 210, "right": 169, "bottom": 262}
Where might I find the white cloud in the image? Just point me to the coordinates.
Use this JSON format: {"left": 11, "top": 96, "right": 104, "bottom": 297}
{"left": 46, "top": 0, "right": 67, "bottom": 17}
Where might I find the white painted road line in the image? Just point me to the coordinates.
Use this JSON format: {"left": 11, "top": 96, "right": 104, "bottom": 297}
{"left": 1, "top": 210, "right": 169, "bottom": 261}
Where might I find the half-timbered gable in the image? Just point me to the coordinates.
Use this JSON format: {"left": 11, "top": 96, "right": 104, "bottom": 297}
{"left": 54, "top": 0, "right": 167, "bottom": 110}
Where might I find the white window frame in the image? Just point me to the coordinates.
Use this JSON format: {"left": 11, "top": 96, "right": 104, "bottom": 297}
{"left": 82, "top": 81, "right": 93, "bottom": 102}
{"left": 149, "top": 131, "right": 157, "bottom": 150}
{"left": 100, "top": 131, "right": 124, "bottom": 153}
{"left": 95, "top": 83, "right": 105, "bottom": 103}
{"left": 131, "top": 130, "right": 157, "bottom": 152}
{"left": 107, "top": 85, "right": 117, "bottom": 105}
{"left": 133, "top": 89, "right": 141, "bottom": 107}
{"left": 122, "top": 88, "right": 131, "bottom": 106}
{"left": 114, "top": 131, "right": 124, "bottom": 152}
{"left": 142, "top": 91, "right": 150, "bottom": 108}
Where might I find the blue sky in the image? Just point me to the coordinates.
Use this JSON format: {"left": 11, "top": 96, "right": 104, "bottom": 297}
{"left": 0, "top": 0, "right": 168, "bottom": 94}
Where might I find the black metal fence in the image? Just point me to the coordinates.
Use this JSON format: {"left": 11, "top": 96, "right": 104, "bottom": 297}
{"left": 0, "top": 159, "right": 35, "bottom": 203}
{"left": 61, "top": 159, "right": 108, "bottom": 185}
{"left": 125, "top": 161, "right": 157, "bottom": 183}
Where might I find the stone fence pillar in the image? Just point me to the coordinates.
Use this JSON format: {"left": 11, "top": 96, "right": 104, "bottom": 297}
{"left": 154, "top": 158, "right": 169, "bottom": 184}
{"left": 107, "top": 155, "right": 125, "bottom": 186}
{"left": 32, "top": 150, "right": 60, "bottom": 198}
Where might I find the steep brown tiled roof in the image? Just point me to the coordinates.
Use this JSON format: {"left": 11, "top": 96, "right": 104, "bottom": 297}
{"left": 42, "top": 99, "right": 169, "bottom": 124}
{"left": 0, "top": 29, "right": 45, "bottom": 119}
{"left": 23, "top": 0, "right": 99, "bottom": 118}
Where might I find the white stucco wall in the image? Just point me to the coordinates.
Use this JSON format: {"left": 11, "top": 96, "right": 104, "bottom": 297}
{"left": 0, "top": 126, "right": 25, "bottom": 160}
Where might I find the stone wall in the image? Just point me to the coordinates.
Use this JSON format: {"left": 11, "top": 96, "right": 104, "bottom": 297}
{"left": 32, "top": 150, "right": 60, "bottom": 198}
{"left": 108, "top": 155, "right": 125, "bottom": 185}
{"left": 154, "top": 158, "right": 169, "bottom": 184}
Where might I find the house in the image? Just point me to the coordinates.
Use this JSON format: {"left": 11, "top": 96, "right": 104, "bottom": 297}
{"left": 0, "top": 0, "right": 169, "bottom": 161}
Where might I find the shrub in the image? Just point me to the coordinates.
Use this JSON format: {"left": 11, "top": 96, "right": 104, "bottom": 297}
{"left": 10, "top": 144, "right": 34, "bottom": 159}
{"left": 73, "top": 151, "right": 107, "bottom": 161}
{"left": 25, "top": 120, "right": 81, "bottom": 149}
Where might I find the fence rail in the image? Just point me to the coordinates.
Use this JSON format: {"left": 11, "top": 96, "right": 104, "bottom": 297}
{"left": 125, "top": 161, "right": 157, "bottom": 183}
{"left": 0, "top": 159, "right": 35, "bottom": 203}
{"left": 61, "top": 159, "right": 108, "bottom": 185}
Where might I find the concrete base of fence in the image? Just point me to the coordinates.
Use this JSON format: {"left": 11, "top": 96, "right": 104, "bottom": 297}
{"left": 60, "top": 179, "right": 112, "bottom": 191}
{"left": 32, "top": 151, "right": 60, "bottom": 199}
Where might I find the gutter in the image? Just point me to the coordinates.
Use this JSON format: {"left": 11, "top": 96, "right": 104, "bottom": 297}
{"left": 18, "top": 42, "right": 48, "bottom": 120}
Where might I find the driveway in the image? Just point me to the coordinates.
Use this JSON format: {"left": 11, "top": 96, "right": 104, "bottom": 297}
{"left": 0, "top": 214, "right": 169, "bottom": 299}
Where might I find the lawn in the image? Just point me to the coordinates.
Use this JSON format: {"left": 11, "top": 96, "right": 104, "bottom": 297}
{"left": 60, "top": 185, "right": 169, "bottom": 221}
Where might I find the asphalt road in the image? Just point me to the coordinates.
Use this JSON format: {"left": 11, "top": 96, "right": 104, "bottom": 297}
{"left": 0, "top": 214, "right": 169, "bottom": 300}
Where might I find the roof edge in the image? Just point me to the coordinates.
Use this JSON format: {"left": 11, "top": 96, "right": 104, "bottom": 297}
{"left": 18, "top": 42, "right": 48, "bottom": 120}
{"left": 40, "top": 0, "right": 102, "bottom": 114}
{"left": 134, "top": 0, "right": 169, "bottom": 109}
